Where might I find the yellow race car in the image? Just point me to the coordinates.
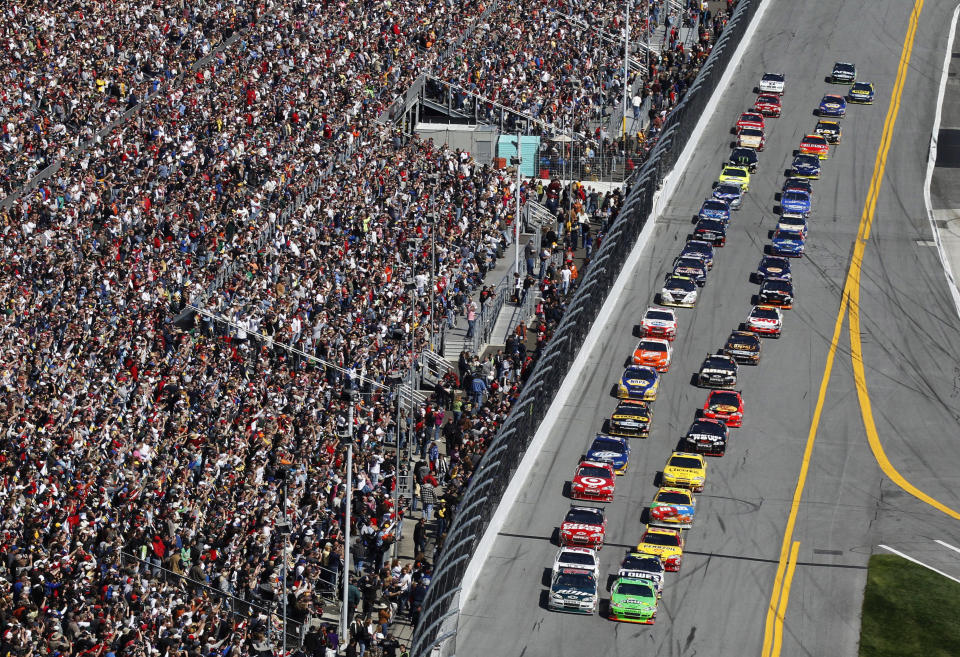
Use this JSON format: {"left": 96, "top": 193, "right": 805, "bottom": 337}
{"left": 661, "top": 452, "right": 707, "bottom": 492}
{"left": 635, "top": 526, "right": 684, "bottom": 572}
{"left": 717, "top": 165, "right": 751, "bottom": 192}
{"left": 649, "top": 487, "right": 697, "bottom": 530}
{"left": 616, "top": 365, "right": 660, "bottom": 402}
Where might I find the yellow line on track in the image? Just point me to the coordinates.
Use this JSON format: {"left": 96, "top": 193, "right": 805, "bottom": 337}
{"left": 771, "top": 541, "right": 800, "bottom": 657}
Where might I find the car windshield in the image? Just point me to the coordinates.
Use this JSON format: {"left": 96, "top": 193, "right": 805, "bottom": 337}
{"left": 704, "top": 357, "right": 731, "bottom": 369}
{"left": 668, "top": 456, "right": 702, "bottom": 470}
{"left": 804, "top": 136, "right": 826, "bottom": 145}
{"left": 816, "top": 122, "right": 837, "bottom": 132}
{"left": 702, "top": 200, "right": 728, "bottom": 211}
{"left": 559, "top": 551, "right": 596, "bottom": 566}
{"left": 615, "top": 582, "right": 655, "bottom": 598}
{"left": 642, "top": 532, "right": 680, "bottom": 547}
{"left": 782, "top": 191, "right": 808, "bottom": 201}
{"left": 714, "top": 183, "right": 741, "bottom": 196}
{"left": 774, "top": 230, "right": 800, "bottom": 240}
{"left": 795, "top": 154, "right": 819, "bottom": 166}
{"left": 752, "top": 307, "right": 780, "bottom": 320}
{"left": 835, "top": 63, "right": 855, "bottom": 73}
{"left": 645, "top": 310, "right": 673, "bottom": 322}
{"left": 554, "top": 572, "right": 595, "bottom": 592}
{"left": 764, "top": 280, "right": 791, "bottom": 292}
{"left": 784, "top": 178, "right": 812, "bottom": 192}
{"left": 731, "top": 148, "right": 757, "bottom": 162}
{"left": 740, "top": 128, "right": 762, "bottom": 137}
{"left": 758, "top": 94, "right": 779, "bottom": 103}
{"left": 615, "top": 401, "right": 648, "bottom": 415}
{"left": 723, "top": 168, "right": 747, "bottom": 179}
{"left": 710, "top": 392, "right": 740, "bottom": 407}
{"left": 640, "top": 340, "right": 668, "bottom": 352}
{"left": 852, "top": 83, "right": 871, "bottom": 92}
{"left": 761, "top": 257, "right": 789, "bottom": 269}
{"left": 822, "top": 95, "right": 844, "bottom": 103}
{"left": 578, "top": 465, "right": 611, "bottom": 479}
{"left": 690, "top": 419, "right": 725, "bottom": 435}
{"left": 727, "top": 333, "right": 759, "bottom": 348}
{"left": 655, "top": 491, "right": 690, "bottom": 504}
{"left": 675, "top": 257, "right": 704, "bottom": 270}
{"left": 667, "top": 277, "right": 697, "bottom": 291}
{"left": 742, "top": 113, "right": 762, "bottom": 121}
{"left": 779, "top": 219, "right": 805, "bottom": 230}
{"left": 566, "top": 508, "right": 603, "bottom": 524}
{"left": 763, "top": 73, "right": 785, "bottom": 82}
{"left": 591, "top": 437, "right": 625, "bottom": 454}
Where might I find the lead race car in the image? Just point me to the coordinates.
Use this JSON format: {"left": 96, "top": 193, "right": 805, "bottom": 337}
{"left": 758, "top": 71, "right": 785, "bottom": 95}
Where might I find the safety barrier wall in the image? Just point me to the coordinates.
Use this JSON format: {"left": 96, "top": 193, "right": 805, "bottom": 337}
{"left": 410, "top": 0, "right": 761, "bottom": 654}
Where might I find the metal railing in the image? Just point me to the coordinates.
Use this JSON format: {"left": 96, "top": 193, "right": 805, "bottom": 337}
{"left": 411, "top": 0, "right": 761, "bottom": 654}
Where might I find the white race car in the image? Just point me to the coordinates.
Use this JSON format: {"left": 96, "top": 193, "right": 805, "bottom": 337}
{"left": 660, "top": 275, "right": 698, "bottom": 308}
{"left": 758, "top": 72, "right": 785, "bottom": 95}
{"left": 746, "top": 304, "right": 783, "bottom": 338}
{"left": 640, "top": 306, "right": 678, "bottom": 340}
{"left": 553, "top": 546, "right": 599, "bottom": 577}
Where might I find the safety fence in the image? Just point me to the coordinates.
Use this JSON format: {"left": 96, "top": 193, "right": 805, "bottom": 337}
{"left": 410, "top": 0, "right": 761, "bottom": 654}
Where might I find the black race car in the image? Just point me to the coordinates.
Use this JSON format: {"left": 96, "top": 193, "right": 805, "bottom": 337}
{"left": 756, "top": 256, "right": 792, "bottom": 282}
{"left": 672, "top": 256, "right": 708, "bottom": 287}
{"left": 683, "top": 418, "right": 729, "bottom": 456}
{"left": 831, "top": 61, "right": 856, "bottom": 84}
{"left": 694, "top": 218, "right": 727, "bottom": 246}
{"left": 758, "top": 279, "right": 795, "bottom": 308}
{"left": 727, "top": 147, "right": 759, "bottom": 173}
{"left": 697, "top": 353, "right": 739, "bottom": 389}
{"left": 723, "top": 330, "right": 762, "bottom": 365}
{"left": 608, "top": 399, "right": 652, "bottom": 438}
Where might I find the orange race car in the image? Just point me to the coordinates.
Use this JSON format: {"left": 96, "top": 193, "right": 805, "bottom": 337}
{"left": 798, "top": 134, "right": 830, "bottom": 159}
{"left": 631, "top": 338, "right": 673, "bottom": 372}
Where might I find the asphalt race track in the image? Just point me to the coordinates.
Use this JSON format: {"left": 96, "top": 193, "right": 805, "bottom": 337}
{"left": 455, "top": 0, "right": 960, "bottom": 655}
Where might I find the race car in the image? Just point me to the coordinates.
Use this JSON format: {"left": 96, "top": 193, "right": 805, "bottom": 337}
{"left": 776, "top": 214, "right": 808, "bottom": 239}
{"left": 617, "top": 553, "right": 666, "bottom": 597}
{"left": 818, "top": 94, "right": 847, "bottom": 117}
{"left": 586, "top": 433, "right": 631, "bottom": 475}
{"left": 680, "top": 239, "right": 715, "bottom": 269}
{"left": 554, "top": 546, "right": 599, "bottom": 575}
{"left": 559, "top": 505, "right": 607, "bottom": 548}
{"left": 641, "top": 306, "right": 678, "bottom": 339}
{"left": 718, "top": 164, "right": 751, "bottom": 192}
{"left": 771, "top": 228, "right": 806, "bottom": 257}
{"left": 693, "top": 218, "right": 727, "bottom": 246}
{"left": 649, "top": 486, "right": 697, "bottom": 530}
{"left": 661, "top": 451, "right": 707, "bottom": 492}
{"left": 632, "top": 337, "right": 673, "bottom": 371}
{"left": 782, "top": 176, "right": 814, "bottom": 198}
{"left": 758, "top": 72, "right": 785, "bottom": 95}
{"left": 712, "top": 182, "right": 744, "bottom": 210}
{"left": 815, "top": 119, "right": 842, "bottom": 144}
{"left": 737, "top": 127, "right": 766, "bottom": 151}
{"left": 831, "top": 61, "right": 857, "bottom": 84}
{"left": 683, "top": 418, "right": 729, "bottom": 456}
{"left": 723, "top": 329, "right": 762, "bottom": 365}
{"left": 608, "top": 577, "right": 659, "bottom": 624}
{"left": 735, "top": 111, "right": 765, "bottom": 133}
{"left": 758, "top": 278, "right": 795, "bottom": 309}
{"left": 570, "top": 460, "right": 616, "bottom": 502}
{"left": 790, "top": 153, "right": 821, "bottom": 179}
{"left": 660, "top": 274, "right": 699, "bottom": 308}
{"left": 848, "top": 81, "right": 875, "bottom": 104}
{"left": 780, "top": 189, "right": 812, "bottom": 216}
{"left": 728, "top": 146, "right": 759, "bottom": 173}
{"left": 608, "top": 399, "right": 653, "bottom": 438}
{"left": 548, "top": 567, "right": 598, "bottom": 614}
{"left": 697, "top": 352, "right": 739, "bottom": 388}
{"left": 699, "top": 197, "right": 732, "bottom": 222}
{"left": 702, "top": 390, "right": 745, "bottom": 428}
{"left": 756, "top": 255, "right": 792, "bottom": 282}
{"left": 617, "top": 365, "right": 660, "bottom": 400}
{"left": 754, "top": 93, "right": 782, "bottom": 117}
{"left": 799, "top": 134, "right": 830, "bottom": 159}
{"left": 635, "top": 526, "right": 684, "bottom": 572}
{"left": 671, "top": 256, "right": 708, "bottom": 287}
{"left": 746, "top": 304, "right": 783, "bottom": 338}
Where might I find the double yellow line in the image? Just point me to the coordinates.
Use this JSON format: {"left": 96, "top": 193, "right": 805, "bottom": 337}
{"left": 760, "top": 0, "right": 960, "bottom": 655}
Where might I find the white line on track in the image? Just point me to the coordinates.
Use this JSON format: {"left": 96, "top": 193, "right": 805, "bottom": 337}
{"left": 934, "top": 539, "right": 960, "bottom": 556}
{"left": 922, "top": 3, "right": 960, "bottom": 319}
{"left": 878, "top": 544, "right": 960, "bottom": 584}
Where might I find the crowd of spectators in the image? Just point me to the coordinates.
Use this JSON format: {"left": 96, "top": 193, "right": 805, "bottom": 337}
{"left": 0, "top": 0, "right": 734, "bottom": 655}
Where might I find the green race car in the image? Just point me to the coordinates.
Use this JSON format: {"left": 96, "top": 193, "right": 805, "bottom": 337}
{"left": 608, "top": 576, "right": 659, "bottom": 624}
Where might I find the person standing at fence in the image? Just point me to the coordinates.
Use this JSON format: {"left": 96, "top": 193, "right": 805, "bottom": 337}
{"left": 420, "top": 476, "right": 438, "bottom": 523}
{"left": 525, "top": 240, "right": 536, "bottom": 275}
{"left": 465, "top": 300, "right": 478, "bottom": 339}
{"left": 414, "top": 517, "right": 427, "bottom": 556}
{"left": 560, "top": 264, "right": 572, "bottom": 295}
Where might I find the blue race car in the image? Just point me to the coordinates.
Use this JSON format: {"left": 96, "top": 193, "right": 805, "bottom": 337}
{"left": 694, "top": 218, "right": 727, "bottom": 246}
{"left": 771, "top": 229, "right": 805, "bottom": 257}
{"left": 782, "top": 177, "right": 814, "bottom": 198}
{"left": 586, "top": 433, "right": 632, "bottom": 475}
{"left": 712, "top": 182, "right": 743, "bottom": 210}
{"left": 791, "top": 154, "right": 821, "bottom": 179}
{"left": 617, "top": 365, "right": 661, "bottom": 401}
{"left": 818, "top": 94, "right": 846, "bottom": 117}
{"left": 848, "top": 82, "right": 875, "bottom": 104}
{"left": 756, "top": 255, "right": 792, "bottom": 282}
{"left": 680, "top": 239, "right": 715, "bottom": 269}
{"left": 780, "top": 189, "right": 811, "bottom": 216}
{"left": 698, "top": 198, "right": 731, "bottom": 223}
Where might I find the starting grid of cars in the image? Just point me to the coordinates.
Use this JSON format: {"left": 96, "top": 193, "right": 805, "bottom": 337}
{"left": 545, "top": 63, "right": 874, "bottom": 624}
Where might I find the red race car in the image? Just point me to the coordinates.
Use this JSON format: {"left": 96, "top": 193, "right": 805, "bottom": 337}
{"left": 754, "top": 94, "right": 782, "bottom": 117}
{"left": 640, "top": 306, "right": 678, "bottom": 341}
{"left": 798, "top": 134, "right": 830, "bottom": 159}
{"left": 735, "top": 111, "right": 765, "bottom": 133}
{"left": 559, "top": 505, "right": 607, "bottom": 549}
{"left": 702, "top": 390, "right": 744, "bottom": 428}
{"left": 570, "top": 460, "right": 616, "bottom": 502}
